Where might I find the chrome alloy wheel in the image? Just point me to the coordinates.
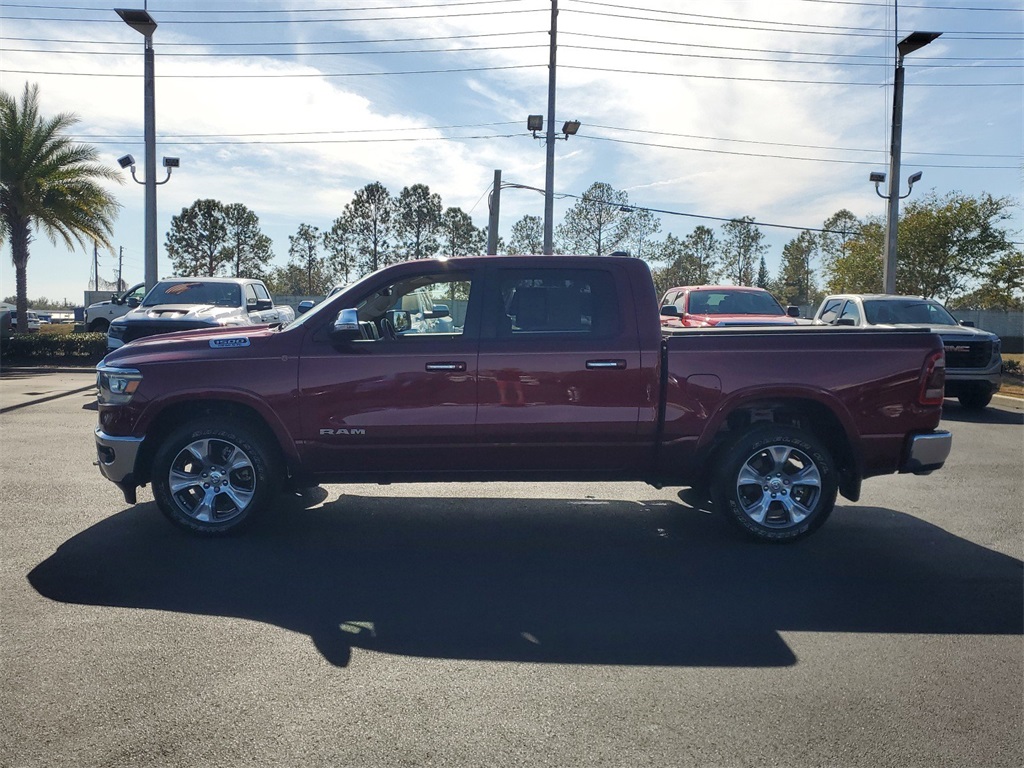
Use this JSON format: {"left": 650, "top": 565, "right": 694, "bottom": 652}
{"left": 167, "top": 437, "right": 257, "bottom": 523}
{"left": 734, "top": 444, "right": 823, "bottom": 529}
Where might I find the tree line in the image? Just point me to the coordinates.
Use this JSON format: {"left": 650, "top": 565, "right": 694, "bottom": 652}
{"left": 166, "top": 180, "right": 1021, "bottom": 310}
{"left": 3, "top": 82, "right": 1021, "bottom": 326}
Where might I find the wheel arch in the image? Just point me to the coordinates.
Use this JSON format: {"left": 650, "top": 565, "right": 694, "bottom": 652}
{"left": 697, "top": 393, "right": 863, "bottom": 502}
{"left": 134, "top": 398, "right": 294, "bottom": 486}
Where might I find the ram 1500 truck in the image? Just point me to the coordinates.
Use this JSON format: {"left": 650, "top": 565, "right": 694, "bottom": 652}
{"left": 106, "top": 277, "right": 295, "bottom": 352}
{"left": 95, "top": 256, "right": 951, "bottom": 542}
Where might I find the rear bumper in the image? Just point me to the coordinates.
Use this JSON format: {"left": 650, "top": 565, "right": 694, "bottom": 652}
{"left": 900, "top": 430, "right": 952, "bottom": 475}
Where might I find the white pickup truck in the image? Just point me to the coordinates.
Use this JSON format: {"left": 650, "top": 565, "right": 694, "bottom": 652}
{"left": 107, "top": 277, "right": 295, "bottom": 352}
{"left": 85, "top": 283, "right": 147, "bottom": 333}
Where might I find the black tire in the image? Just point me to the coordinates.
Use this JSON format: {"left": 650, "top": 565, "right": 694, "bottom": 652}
{"left": 711, "top": 425, "right": 838, "bottom": 543}
{"left": 957, "top": 386, "right": 992, "bottom": 410}
{"left": 151, "top": 419, "right": 280, "bottom": 536}
{"left": 87, "top": 319, "right": 110, "bottom": 333}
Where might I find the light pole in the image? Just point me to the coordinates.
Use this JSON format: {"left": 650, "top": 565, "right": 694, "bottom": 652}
{"left": 529, "top": 115, "right": 580, "bottom": 254}
{"left": 875, "top": 30, "right": 941, "bottom": 294}
{"left": 115, "top": 8, "right": 160, "bottom": 292}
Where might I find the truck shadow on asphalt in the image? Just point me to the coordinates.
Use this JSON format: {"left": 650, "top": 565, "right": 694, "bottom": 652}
{"left": 28, "top": 495, "right": 1023, "bottom": 669}
{"left": 940, "top": 401, "right": 1023, "bottom": 425}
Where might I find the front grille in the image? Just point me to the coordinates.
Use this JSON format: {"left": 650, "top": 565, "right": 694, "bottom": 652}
{"left": 121, "top": 321, "right": 214, "bottom": 345}
{"left": 943, "top": 339, "right": 993, "bottom": 369}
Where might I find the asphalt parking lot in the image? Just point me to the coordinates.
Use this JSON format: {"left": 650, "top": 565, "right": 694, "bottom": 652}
{"left": 1, "top": 367, "right": 1021, "bottom": 768}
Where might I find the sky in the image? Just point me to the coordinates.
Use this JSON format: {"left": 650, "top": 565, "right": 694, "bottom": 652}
{"left": 1, "top": 0, "right": 1021, "bottom": 305}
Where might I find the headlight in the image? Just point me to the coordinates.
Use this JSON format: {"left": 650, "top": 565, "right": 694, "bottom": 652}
{"left": 108, "top": 323, "right": 126, "bottom": 340}
{"left": 97, "top": 365, "right": 143, "bottom": 405}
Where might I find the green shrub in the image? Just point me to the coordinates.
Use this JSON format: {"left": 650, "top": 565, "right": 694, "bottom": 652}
{"left": 0, "top": 331, "right": 106, "bottom": 364}
{"left": 1003, "top": 359, "right": 1021, "bottom": 376}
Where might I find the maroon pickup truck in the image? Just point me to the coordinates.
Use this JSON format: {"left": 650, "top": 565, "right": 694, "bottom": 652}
{"left": 95, "top": 255, "right": 951, "bottom": 542}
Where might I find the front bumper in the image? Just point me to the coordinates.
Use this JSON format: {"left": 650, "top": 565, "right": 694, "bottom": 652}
{"left": 95, "top": 428, "right": 143, "bottom": 484}
{"left": 900, "top": 430, "right": 952, "bottom": 475}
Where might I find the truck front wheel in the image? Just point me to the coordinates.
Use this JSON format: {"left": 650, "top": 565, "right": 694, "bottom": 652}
{"left": 87, "top": 319, "right": 109, "bottom": 333}
{"left": 711, "top": 425, "right": 838, "bottom": 543}
{"left": 957, "top": 385, "right": 992, "bottom": 410}
{"left": 152, "top": 419, "right": 280, "bottom": 536}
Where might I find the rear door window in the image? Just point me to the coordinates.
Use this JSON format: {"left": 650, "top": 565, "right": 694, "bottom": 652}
{"left": 493, "top": 268, "right": 620, "bottom": 338}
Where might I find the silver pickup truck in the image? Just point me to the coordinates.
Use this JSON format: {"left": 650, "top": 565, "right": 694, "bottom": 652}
{"left": 107, "top": 277, "right": 295, "bottom": 352}
{"left": 813, "top": 293, "right": 1002, "bottom": 409}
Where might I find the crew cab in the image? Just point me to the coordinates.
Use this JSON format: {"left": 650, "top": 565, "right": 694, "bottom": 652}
{"left": 95, "top": 256, "right": 951, "bottom": 543}
{"left": 813, "top": 294, "right": 1002, "bottom": 410}
{"left": 107, "top": 277, "right": 295, "bottom": 352}
{"left": 85, "top": 282, "right": 146, "bottom": 333}
{"left": 660, "top": 285, "right": 801, "bottom": 328}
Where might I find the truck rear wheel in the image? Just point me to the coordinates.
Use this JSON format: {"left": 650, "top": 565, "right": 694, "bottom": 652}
{"left": 711, "top": 425, "right": 838, "bottom": 543}
{"left": 152, "top": 419, "right": 280, "bottom": 536}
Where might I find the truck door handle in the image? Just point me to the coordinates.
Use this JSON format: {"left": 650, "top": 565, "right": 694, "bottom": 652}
{"left": 586, "top": 359, "right": 627, "bottom": 370}
{"left": 425, "top": 361, "right": 467, "bottom": 372}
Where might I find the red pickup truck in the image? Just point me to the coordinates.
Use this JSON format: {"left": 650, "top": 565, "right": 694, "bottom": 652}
{"left": 95, "top": 255, "right": 951, "bottom": 542}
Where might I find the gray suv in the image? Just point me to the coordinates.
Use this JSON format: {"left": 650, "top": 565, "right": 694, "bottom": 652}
{"left": 813, "top": 294, "right": 1002, "bottom": 410}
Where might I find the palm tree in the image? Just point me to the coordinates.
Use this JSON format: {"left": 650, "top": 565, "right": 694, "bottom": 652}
{"left": 0, "top": 83, "right": 121, "bottom": 332}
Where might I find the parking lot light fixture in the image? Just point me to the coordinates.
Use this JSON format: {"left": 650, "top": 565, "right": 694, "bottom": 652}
{"left": 879, "top": 30, "right": 941, "bottom": 294}
{"left": 115, "top": 7, "right": 160, "bottom": 293}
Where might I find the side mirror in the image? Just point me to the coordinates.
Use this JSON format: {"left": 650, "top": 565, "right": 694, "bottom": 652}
{"left": 255, "top": 298, "right": 273, "bottom": 311}
{"left": 111, "top": 293, "right": 119, "bottom": 303}
{"left": 660, "top": 305, "right": 681, "bottom": 317}
{"left": 786, "top": 306, "right": 800, "bottom": 318}
{"left": 960, "top": 320, "right": 975, "bottom": 327}
{"left": 297, "top": 300, "right": 316, "bottom": 315}
{"left": 423, "top": 303, "right": 450, "bottom": 319}
{"left": 127, "top": 297, "right": 141, "bottom": 308}
{"left": 836, "top": 317, "right": 857, "bottom": 326}
{"left": 330, "top": 308, "right": 362, "bottom": 339}
{"left": 387, "top": 309, "right": 412, "bottom": 333}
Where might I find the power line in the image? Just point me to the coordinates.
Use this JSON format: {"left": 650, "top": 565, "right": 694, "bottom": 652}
{"left": 74, "top": 121, "right": 523, "bottom": 140}
{"left": 3, "top": 63, "right": 547, "bottom": 78}
{"left": 67, "top": 120, "right": 1018, "bottom": 164}
{"left": 4, "top": 7, "right": 546, "bottom": 24}
{"left": 6, "top": 40, "right": 1019, "bottom": 68}
{"left": 2, "top": 0, "right": 536, "bottom": 13}
{"left": 2, "top": 43, "right": 550, "bottom": 57}
{"left": 576, "top": 134, "right": 1019, "bottom": 170}
{"left": 5, "top": 30, "right": 1018, "bottom": 64}
{"left": 4, "top": 60, "right": 1015, "bottom": 86}
{"left": 560, "top": 31, "right": 1022, "bottom": 62}
{"left": 560, "top": 64, "right": 1020, "bottom": 87}
{"left": 0, "top": 30, "right": 546, "bottom": 48}
{"left": 583, "top": 124, "right": 1022, "bottom": 160}
{"left": 561, "top": 43, "right": 1019, "bottom": 68}
{"left": 566, "top": 5, "right": 1023, "bottom": 39}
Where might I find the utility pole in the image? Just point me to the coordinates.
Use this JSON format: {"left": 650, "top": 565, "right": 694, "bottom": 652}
{"left": 487, "top": 169, "right": 501, "bottom": 255}
{"left": 93, "top": 241, "right": 99, "bottom": 291}
{"left": 542, "top": 0, "right": 558, "bottom": 255}
{"left": 118, "top": 246, "right": 124, "bottom": 290}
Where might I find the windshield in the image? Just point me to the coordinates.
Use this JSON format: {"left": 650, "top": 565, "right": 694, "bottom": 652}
{"left": 280, "top": 271, "right": 383, "bottom": 333}
{"left": 863, "top": 299, "right": 958, "bottom": 326}
{"left": 143, "top": 281, "right": 241, "bottom": 308}
{"left": 688, "top": 289, "right": 785, "bottom": 316}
